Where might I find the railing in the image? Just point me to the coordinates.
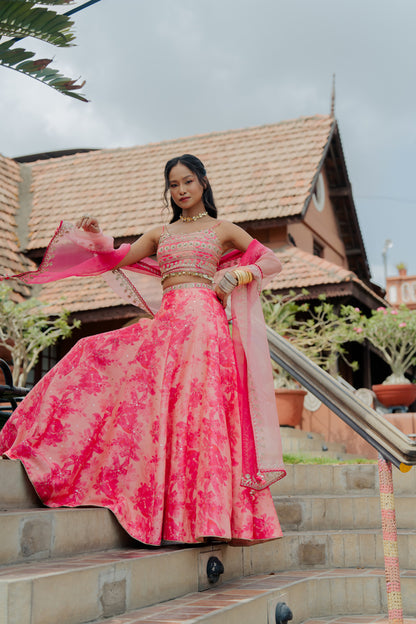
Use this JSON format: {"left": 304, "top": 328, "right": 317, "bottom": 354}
{"left": 267, "top": 326, "right": 416, "bottom": 469}
{"left": 267, "top": 326, "right": 416, "bottom": 624}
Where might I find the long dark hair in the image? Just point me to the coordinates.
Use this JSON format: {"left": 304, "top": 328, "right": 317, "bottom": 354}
{"left": 163, "top": 154, "right": 217, "bottom": 223}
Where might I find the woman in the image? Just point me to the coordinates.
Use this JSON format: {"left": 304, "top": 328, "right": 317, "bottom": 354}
{"left": 0, "top": 154, "right": 285, "bottom": 546}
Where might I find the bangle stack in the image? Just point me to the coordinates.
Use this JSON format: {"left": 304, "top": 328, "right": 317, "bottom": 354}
{"left": 218, "top": 272, "right": 238, "bottom": 294}
{"left": 233, "top": 269, "right": 253, "bottom": 285}
{"left": 218, "top": 269, "right": 253, "bottom": 294}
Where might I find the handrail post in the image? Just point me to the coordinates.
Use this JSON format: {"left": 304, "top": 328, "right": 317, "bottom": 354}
{"left": 378, "top": 455, "right": 404, "bottom": 624}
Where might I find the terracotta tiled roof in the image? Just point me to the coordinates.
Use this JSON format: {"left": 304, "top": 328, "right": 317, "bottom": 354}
{"left": 25, "top": 115, "right": 334, "bottom": 250}
{"left": 35, "top": 276, "right": 120, "bottom": 315}
{"left": 38, "top": 273, "right": 159, "bottom": 316}
{"left": 0, "top": 155, "right": 35, "bottom": 298}
{"left": 270, "top": 245, "right": 385, "bottom": 305}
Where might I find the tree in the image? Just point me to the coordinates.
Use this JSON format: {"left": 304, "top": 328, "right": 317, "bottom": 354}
{"left": 261, "top": 289, "right": 363, "bottom": 387}
{"left": 0, "top": 282, "right": 80, "bottom": 386}
{"left": 0, "top": 1, "right": 101, "bottom": 102}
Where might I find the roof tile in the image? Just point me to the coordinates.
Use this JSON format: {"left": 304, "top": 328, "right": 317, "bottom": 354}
{"left": 25, "top": 115, "right": 334, "bottom": 249}
{"left": 0, "top": 155, "right": 36, "bottom": 296}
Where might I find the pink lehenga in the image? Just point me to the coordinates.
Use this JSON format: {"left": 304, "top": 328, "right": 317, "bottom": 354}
{"left": 0, "top": 222, "right": 286, "bottom": 545}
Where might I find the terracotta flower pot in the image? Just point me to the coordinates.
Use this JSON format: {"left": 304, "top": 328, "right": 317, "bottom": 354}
{"left": 275, "top": 388, "right": 307, "bottom": 427}
{"left": 372, "top": 383, "right": 416, "bottom": 408}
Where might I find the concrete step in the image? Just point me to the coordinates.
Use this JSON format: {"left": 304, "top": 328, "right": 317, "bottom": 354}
{"left": 0, "top": 459, "right": 40, "bottom": 509}
{"left": 272, "top": 463, "right": 416, "bottom": 497}
{"left": 280, "top": 428, "right": 327, "bottom": 440}
{"left": 0, "top": 540, "right": 296, "bottom": 624}
{"left": 3, "top": 460, "right": 415, "bottom": 510}
{"left": 275, "top": 494, "right": 416, "bottom": 532}
{"left": 274, "top": 529, "right": 416, "bottom": 571}
{"left": 8, "top": 533, "right": 416, "bottom": 624}
{"left": 280, "top": 428, "right": 347, "bottom": 456}
{"left": 0, "top": 507, "right": 133, "bottom": 566}
{"left": 300, "top": 618, "right": 416, "bottom": 624}
{"left": 88, "top": 568, "right": 416, "bottom": 624}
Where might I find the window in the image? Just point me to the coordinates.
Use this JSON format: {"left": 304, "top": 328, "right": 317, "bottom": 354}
{"left": 313, "top": 240, "right": 324, "bottom": 258}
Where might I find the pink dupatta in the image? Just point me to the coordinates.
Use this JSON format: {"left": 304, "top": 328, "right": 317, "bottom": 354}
{"left": 4, "top": 221, "right": 286, "bottom": 489}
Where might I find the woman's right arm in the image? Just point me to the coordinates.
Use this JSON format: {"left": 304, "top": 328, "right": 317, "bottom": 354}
{"left": 76, "top": 216, "right": 162, "bottom": 269}
{"left": 114, "top": 227, "right": 162, "bottom": 268}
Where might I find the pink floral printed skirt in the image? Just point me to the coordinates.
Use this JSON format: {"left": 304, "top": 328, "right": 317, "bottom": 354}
{"left": 0, "top": 286, "right": 282, "bottom": 545}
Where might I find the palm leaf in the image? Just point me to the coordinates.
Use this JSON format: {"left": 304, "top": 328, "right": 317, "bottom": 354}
{"left": 0, "top": 37, "right": 88, "bottom": 101}
{"left": 0, "top": 1, "right": 75, "bottom": 46}
{"left": 11, "top": 1, "right": 74, "bottom": 5}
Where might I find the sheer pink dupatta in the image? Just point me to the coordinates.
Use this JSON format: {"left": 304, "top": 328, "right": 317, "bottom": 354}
{"left": 4, "top": 222, "right": 286, "bottom": 489}
{"left": 217, "top": 241, "right": 286, "bottom": 489}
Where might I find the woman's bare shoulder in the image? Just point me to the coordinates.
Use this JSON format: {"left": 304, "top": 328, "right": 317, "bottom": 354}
{"left": 216, "top": 220, "right": 253, "bottom": 251}
{"left": 140, "top": 225, "right": 164, "bottom": 245}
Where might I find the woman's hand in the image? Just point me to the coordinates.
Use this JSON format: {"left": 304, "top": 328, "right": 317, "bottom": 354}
{"left": 76, "top": 214, "right": 101, "bottom": 233}
{"left": 215, "top": 284, "right": 230, "bottom": 308}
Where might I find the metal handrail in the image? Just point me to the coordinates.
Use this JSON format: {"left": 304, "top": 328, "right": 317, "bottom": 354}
{"left": 266, "top": 326, "right": 416, "bottom": 469}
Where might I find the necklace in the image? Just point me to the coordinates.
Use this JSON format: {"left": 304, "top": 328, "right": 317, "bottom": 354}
{"left": 180, "top": 211, "right": 208, "bottom": 222}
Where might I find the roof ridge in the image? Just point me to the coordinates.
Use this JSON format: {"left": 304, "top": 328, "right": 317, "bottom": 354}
{"left": 27, "top": 114, "right": 334, "bottom": 164}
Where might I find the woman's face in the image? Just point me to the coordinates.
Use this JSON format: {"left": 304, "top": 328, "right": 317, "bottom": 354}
{"left": 168, "top": 163, "right": 205, "bottom": 213}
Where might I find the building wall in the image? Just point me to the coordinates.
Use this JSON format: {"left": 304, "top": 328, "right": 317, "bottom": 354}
{"left": 287, "top": 170, "right": 348, "bottom": 268}
{"left": 386, "top": 270, "right": 416, "bottom": 310}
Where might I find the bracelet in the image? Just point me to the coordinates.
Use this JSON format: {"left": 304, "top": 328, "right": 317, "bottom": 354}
{"left": 232, "top": 269, "right": 253, "bottom": 285}
{"left": 218, "top": 271, "right": 238, "bottom": 294}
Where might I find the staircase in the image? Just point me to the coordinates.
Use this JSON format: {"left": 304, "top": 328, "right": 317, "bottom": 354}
{"left": 280, "top": 426, "right": 354, "bottom": 459}
{"left": 1, "top": 457, "right": 415, "bottom": 624}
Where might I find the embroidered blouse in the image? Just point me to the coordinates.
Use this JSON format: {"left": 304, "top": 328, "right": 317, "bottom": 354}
{"left": 157, "top": 225, "right": 223, "bottom": 284}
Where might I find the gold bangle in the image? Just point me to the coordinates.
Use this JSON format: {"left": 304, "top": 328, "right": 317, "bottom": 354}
{"left": 232, "top": 269, "right": 253, "bottom": 285}
{"left": 232, "top": 269, "right": 243, "bottom": 285}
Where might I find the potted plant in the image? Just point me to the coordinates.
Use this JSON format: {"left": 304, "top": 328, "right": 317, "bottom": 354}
{"left": 353, "top": 305, "right": 416, "bottom": 408}
{"left": 261, "top": 290, "right": 362, "bottom": 426}
{"left": 396, "top": 262, "right": 407, "bottom": 277}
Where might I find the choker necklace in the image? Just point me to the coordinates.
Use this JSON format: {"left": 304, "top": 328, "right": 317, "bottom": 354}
{"left": 180, "top": 211, "right": 208, "bottom": 222}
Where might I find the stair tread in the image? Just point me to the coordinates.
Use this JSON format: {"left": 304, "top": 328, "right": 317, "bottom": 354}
{"left": 301, "top": 618, "right": 416, "bottom": 624}
{"left": 281, "top": 528, "right": 416, "bottom": 535}
{"left": 90, "top": 568, "right": 416, "bottom": 624}
{"left": 0, "top": 545, "right": 187, "bottom": 579}
{"left": 274, "top": 493, "right": 415, "bottom": 499}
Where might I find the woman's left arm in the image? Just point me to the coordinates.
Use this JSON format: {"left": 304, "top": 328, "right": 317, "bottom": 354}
{"left": 215, "top": 222, "right": 282, "bottom": 307}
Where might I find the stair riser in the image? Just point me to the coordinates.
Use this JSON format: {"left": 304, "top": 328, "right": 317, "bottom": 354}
{"left": 282, "top": 439, "right": 346, "bottom": 454}
{"left": 0, "top": 460, "right": 39, "bottom": 509}
{"left": 95, "top": 575, "right": 415, "bottom": 624}
{"left": 0, "top": 508, "right": 132, "bottom": 566}
{"left": 0, "top": 543, "right": 285, "bottom": 624}
{"left": 229, "top": 576, "right": 415, "bottom": 624}
{"left": 249, "top": 532, "right": 416, "bottom": 572}
{"left": 3, "top": 460, "right": 416, "bottom": 510}
{"left": 272, "top": 464, "right": 416, "bottom": 497}
{"left": 189, "top": 576, "right": 415, "bottom": 624}
{"left": 1, "top": 550, "right": 199, "bottom": 624}
{"left": 276, "top": 496, "right": 415, "bottom": 531}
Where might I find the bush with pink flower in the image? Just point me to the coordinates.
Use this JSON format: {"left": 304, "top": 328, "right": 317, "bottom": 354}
{"left": 354, "top": 305, "right": 416, "bottom": 384}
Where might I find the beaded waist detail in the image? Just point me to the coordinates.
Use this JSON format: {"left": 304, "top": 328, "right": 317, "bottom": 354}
{"left": 161, "top": 271, "right": 214, "bottom": 284}
{"left": 163, "top": 282, "right": 215, "bottom": 294}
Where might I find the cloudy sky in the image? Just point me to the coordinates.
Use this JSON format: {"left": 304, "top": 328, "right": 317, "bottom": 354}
{"left": 1, "top": 0, "right": 415, "bottom": 287}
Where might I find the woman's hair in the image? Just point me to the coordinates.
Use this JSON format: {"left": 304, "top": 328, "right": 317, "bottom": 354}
{"left": 163, "top": 154, "right": 217, "bottom": 223}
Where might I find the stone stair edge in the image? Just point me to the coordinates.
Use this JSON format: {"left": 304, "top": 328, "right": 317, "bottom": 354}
{"left": 88, "top": 567, "right": 416, "bottom": 624}
{"left": 272, "top": 463, "right": 416, "bottom": 495}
